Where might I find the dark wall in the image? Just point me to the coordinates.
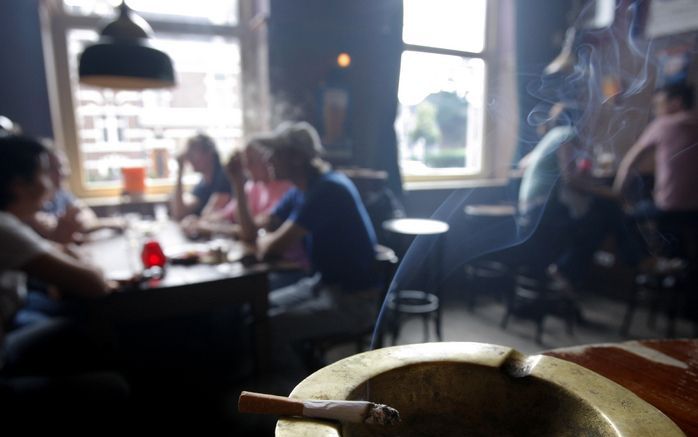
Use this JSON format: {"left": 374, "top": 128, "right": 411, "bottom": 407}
{"left": 0, "top": 0, "right": 53, "bottom": 138}
{"left": 515, "top": 0, "right": 575, "bottom": 160}
{"left": 268, "top": 0, "right": 404, "bottom": 194}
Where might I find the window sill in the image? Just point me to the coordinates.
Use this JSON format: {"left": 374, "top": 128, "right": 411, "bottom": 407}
{"left": 81, "top": 193, "right": 170, "bottom": 208}
{"left": 404, "top": 177, "right": 509, "bottom": 191}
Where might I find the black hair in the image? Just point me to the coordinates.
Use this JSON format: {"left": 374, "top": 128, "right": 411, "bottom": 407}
{"left": 0, "top": 135, "right": 49, "bottom": 210}
{"left": 187, "top": 133, "right": 220, "bottom": 162}
{"left": 658, "top": 82, "right": 694, "bottom": 110}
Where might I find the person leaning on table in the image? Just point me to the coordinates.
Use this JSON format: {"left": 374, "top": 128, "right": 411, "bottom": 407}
{"left": 171, "top": 133, "right": 233, "bottom": 221}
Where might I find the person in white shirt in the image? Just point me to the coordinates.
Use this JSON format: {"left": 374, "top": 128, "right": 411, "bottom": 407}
{"left": 0, "top": 135, "right": 112, "bottom": 367}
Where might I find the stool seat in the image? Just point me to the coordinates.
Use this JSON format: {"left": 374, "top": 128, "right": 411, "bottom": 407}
{"left": 382, "top": 218, "right": 449, "bottom": 344}
{"left": 382, "top": 218, "right": 449, "bottom": 236}
{"left": 388, "top": 290, "right": 439, "bottom": 314}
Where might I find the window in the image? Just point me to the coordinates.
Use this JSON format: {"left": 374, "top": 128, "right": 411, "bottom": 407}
{"left": 43, "top": 0, "right": 257, "bottom": 198}
{"left": 396, "top": 0, "right": 489, "bottom": 181}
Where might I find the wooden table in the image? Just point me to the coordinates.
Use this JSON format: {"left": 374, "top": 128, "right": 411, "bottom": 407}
{"left": 544, "top": 339, "right": 698, "bottom": 436}
{"left": 81, "top": 221, "right": 271, "bottom": 374}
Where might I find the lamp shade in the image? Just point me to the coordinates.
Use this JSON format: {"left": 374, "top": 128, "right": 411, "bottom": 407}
{"left": 78, "top": 2, "right": 175, "bottom": 90}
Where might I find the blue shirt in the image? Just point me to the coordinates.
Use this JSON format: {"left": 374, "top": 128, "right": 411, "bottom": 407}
{"left": 42, "top": 188, "right": 75, "bottom": 216}
{"left": 191, "top": 163, "right": 232, "bottom": 215}
{"left": 272, "top": 171, "right": 377, "bottom": 290}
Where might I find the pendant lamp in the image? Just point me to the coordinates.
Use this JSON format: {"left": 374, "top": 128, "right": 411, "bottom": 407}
{"left": 78, "top": 1, "right": 175, "bottom": 90}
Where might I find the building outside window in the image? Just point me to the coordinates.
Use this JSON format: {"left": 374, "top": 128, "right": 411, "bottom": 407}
{"left": 396, "top": 0, "right": 489, "bottom": 181}
{"left": 43, "top": 0, "right": 252, "bottom": 197}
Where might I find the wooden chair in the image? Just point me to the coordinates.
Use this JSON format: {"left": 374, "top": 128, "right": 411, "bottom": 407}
{"left": 500, "top": 268, "right": 578, "bottom": 344}
{"left": 621, "top": 215, "right": 698, "bottom": 337}
{"left": 464, "top": 258, "right": 511, "bottom": 311}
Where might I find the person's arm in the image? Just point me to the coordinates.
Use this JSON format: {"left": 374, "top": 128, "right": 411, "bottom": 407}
{"left": 21, "top": 250, "right": 109, "bottom": 298}
{"left": 226, "top": 152, "right": 259, "bottom": 243}
{"left": 26, "top": 206, "right": 83, "bottom": 244}
{"left": 25, "top": 212, "right": 57, "bottom": 240}
{"left": 193, "top": 220, "right": 241, "bottom": 239}
{"left": 171, "top": 154, "right": 201, "bottom": 220}
{"left": 613, "top": 141, "right": 655, "bottom": 195}
{"left": 69, "top": 199, "right": 125, "bottom": 234}
{"left": 199, "top": 192, "right": 232, "bottom": 220}
{"left": 258, "top": 220, "right": 307, "bottom": 260}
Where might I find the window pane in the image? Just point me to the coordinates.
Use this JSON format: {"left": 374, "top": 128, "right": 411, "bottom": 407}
{"left": 67, "top": 29, "right": 243, "bottom": 187}
{"left": 403, "top": 0, "right": 486, "bottom": 53}
{"left": 396, "top": 51, "right": 485, "bottom": 174}
{"left": 62, "top": 0, "right": 238, "bottom": 26}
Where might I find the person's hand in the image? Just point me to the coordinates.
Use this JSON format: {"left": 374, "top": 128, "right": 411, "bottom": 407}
{"left": 53, "top": 206, "right": 83, "bottom": 244}
{"left": 176, "top": 151, "right": 188, "bottom": 176}
{"left": 225, "top": 151, "right": 245, "bottom": 184}
{"left": 180, "top": 215, "right": 200, "bottom": 238}
{"left": 238, "top": 240, "right": 260, "bottom": 266}
{"left": 107, "top": 273, "right": 144, "bottom": 293}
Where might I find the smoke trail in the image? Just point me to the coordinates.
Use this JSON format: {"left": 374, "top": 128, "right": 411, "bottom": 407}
{"left": 371, "top": 1, "right": 690, "bottom": 351}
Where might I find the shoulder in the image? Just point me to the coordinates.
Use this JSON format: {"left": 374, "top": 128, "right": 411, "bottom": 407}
{"left": 548, "top": 126, "right": 577, "bottom": 143}
{"left": 0, "top": 212, "right": 53, "bottom": 264}
{"left": 314, "top": 171, "right": 355, "bottom": 193}
{"left": 0, "top": 212, "right": 31, "bottom": 237}
{"left": 279, "top": 186, "right": 303, "bottom": 204}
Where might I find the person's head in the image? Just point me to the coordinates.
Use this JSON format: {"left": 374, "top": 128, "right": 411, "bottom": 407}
{"left": 0, "top": 135, "right": 53, "bottom": 214}
{"left": 185, "top": 133, "right": 220, "bottom": 174}
{"left": 243, "top": 140, "right": 272, "bottom": 182}
{"left": 47, "top": 147, "right": 70, "bottom": 189}
{"left": 653, "top": 83, "right": 695, "bottom": 116}
{"left": 262, "top": 121, "right": 325, "bottom": 182}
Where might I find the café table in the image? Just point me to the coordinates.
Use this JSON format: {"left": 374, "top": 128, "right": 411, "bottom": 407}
{"left": 80, "top": 220, "right": 271, "bottom": 374}
{"left": 543, "top": 338, "right": 698, "bottom": 436}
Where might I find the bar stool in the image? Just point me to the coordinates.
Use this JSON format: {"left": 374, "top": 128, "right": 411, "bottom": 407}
{"left": 463, "top": 203, "right": 518, "bottom": 310}
{"left": 382, "top": 218, "right": 449, "bottom": 344}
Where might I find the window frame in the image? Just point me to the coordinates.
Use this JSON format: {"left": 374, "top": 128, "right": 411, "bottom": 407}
{"left": 40, "top": 0, "right": 265, "bottom": 199}
{"left": 398, "top": 0, "right": 500, "bottom": 185}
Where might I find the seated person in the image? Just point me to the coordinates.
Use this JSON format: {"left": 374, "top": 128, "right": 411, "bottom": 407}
{"left": 0, "top": 136, "right": 126, "bottom": 423}
{"left": 171, "top": 133, "right": 232, "bottom": 221}
{"left": 182, "top": 139, "right": 295, "bottom": 240}
{"left": 28, "top": 147, "right": 124, "bottom": 244}
{"left": 0, "top": 136, "right": 115, "bottom": 329}
{"left": 516, "top": 102, "right": 643, "bottom": 290}
{"left": 242, "top": 122, "right": 378, "bottom": 371}
{"left": 614, "top": 82, "right": 698, "bottom": 216}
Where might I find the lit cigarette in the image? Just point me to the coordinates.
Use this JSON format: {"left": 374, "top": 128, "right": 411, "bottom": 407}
{"left": 238, "top": 391, "right": 400, "bottom": 426}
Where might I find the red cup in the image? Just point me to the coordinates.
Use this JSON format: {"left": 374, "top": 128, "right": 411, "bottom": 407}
{"left": 141, "top": 240, "right": 167, "bottom": 269}
{"left": 121, "top": 166, "right": 146, "bottom": 195}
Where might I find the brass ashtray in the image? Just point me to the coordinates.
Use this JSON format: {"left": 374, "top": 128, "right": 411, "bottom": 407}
{"left": 276, "top": 342, "right": 684, "bottom": 436}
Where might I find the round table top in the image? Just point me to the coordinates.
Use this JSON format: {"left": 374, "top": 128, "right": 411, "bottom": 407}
{"left": 543, "top": 338, "right": 698, "bottom": 436}
{"left": 382, "top": 218, "right": 449, "bottom": 236}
